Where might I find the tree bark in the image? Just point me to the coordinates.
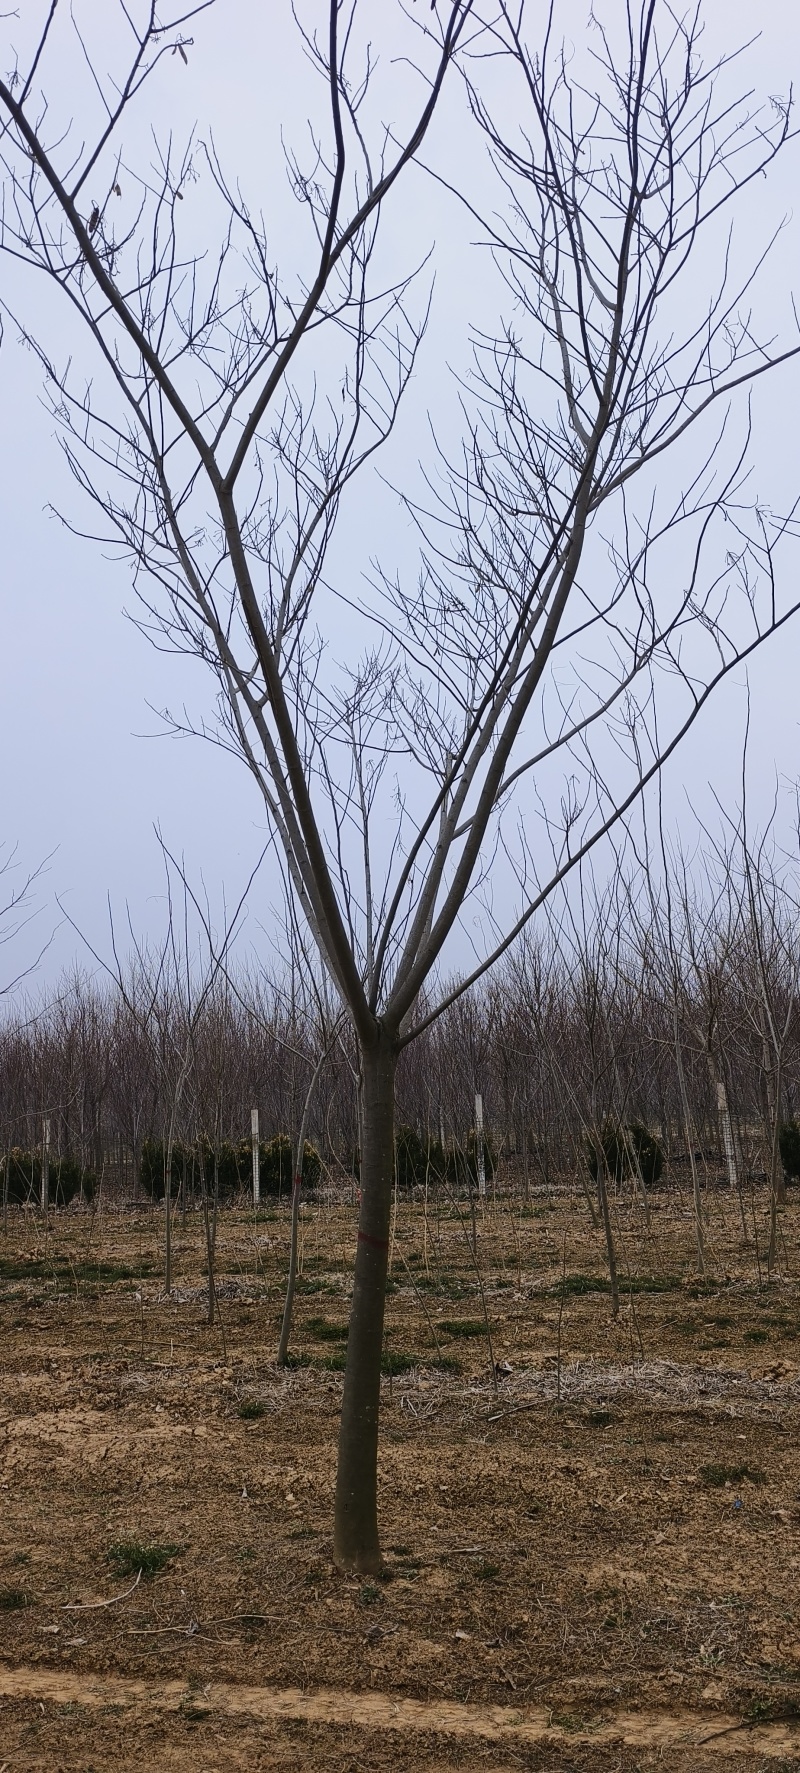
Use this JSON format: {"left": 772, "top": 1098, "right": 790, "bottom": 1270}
{"left": 334, "top": 1032, "right": 397, "bottom": 1573}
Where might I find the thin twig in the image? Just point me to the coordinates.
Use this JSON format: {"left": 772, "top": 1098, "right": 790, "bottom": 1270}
{"left": 128, "top": 1610, "right": 279, "bottom": 1636}
{"left": 63, "top": 1569, "right": 142, "bottom": 1610}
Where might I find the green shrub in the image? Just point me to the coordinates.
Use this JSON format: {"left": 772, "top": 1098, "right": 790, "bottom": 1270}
{"left": 2, "top": 1148, "right": 95, "bottom": 1207}
{"left": 395, "top": 1125, "right": 428, "bottom": 1190}
{"left": 439, "top": 1131, "right": 495, "bottom": 1190}
{"left": 370, "top": 1126, "right": 494, "bottom": 1192}
{"left": 259, "top": 1133, "right": 321, "bottom": 1197}
{"left": 779, "top": 1119, "right": 800, "bottom": 1181}
{"left": 356, "top": 1125, "right": 453, "bottom": 1190}
{"left": 258, "top": 1132, "right": 294, "bottom": 1197}
{"left": 140, "top": 1135, "right": 252, "bottom": 1200}
{"left": 587, "top": 1119, "right": 663, "bottom": 1190}
{"left": 211, "top": 1138, "right": 252, "bottom": 1196}
{"left": 139, "top": 1138, "right": 189, "bottom": 1200}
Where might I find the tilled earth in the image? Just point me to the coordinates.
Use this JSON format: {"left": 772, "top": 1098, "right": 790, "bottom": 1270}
{"left": 1, "top": 1182, "right": 799, "bottom": 1769}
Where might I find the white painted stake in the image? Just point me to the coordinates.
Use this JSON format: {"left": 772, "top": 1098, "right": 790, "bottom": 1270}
{"left": 716, "top": 1080, "right": 738, "bottom": 1194}
{"left": 475, "top": 1093, "right": 486, "bottom": 1198}
{"left": 42, "top": 1116, "right": 50, "bottom": 1214}
{"left": 251, "top": 1107, "right": 260, "bottom": 1207}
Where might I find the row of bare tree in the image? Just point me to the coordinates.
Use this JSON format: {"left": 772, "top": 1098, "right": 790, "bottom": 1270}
{"left": 3, "top": 822, "right": 798, "bottom": 1208}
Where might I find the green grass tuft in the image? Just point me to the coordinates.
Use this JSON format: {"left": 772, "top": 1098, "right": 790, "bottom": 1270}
{"left": 700, "top": 1463, "right": 766, "bottom": 1488}
{"left": 320, "top": 1349, "right": 348, "bottom": 1371}
{"left": 0, "top": 1257, "right": 154, "bottom": 1284}
{"left": 304, "top": 1316, "right": 348, "bottom": 1342}
{"left": 107, "top": 1539, "right": 181, "bottom": 1579}
{"left": 547, "top": 1272, "right": 678, "bottom": 1299}
{"left": 381, "top": 1350, "right": 415, "bottom": 1376}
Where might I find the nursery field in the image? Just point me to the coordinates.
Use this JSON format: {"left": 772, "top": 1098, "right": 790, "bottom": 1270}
{"left": 1, "top": 1180, "right": 800, "bottom": 1772}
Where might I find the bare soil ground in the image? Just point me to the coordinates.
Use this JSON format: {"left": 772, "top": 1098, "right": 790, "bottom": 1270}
{"left": 1, "top": 1178, "right": 799, "bottom": 1770}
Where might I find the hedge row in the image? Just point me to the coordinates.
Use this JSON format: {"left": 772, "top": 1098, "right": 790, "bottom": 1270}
{"left": 587, "top": 1117, "right": 800, "bottom": 1190}
{"left": 139, "top": 1134, "right": 322, "bottom": 1201}
{"left": 352, "top": 1125, "right": 497, "bottom": 1192}
{"left": 1, "top": 1148, "right": 96, "bottom": 1206}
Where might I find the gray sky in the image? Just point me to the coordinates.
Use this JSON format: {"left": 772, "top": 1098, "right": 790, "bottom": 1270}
{"left": 1, "top": 0, "right": 800, "bottom": 996}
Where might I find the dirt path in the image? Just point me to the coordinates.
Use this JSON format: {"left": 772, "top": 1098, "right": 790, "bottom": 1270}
{"left": 1, "top": 1662, "right": 798, "bottom": 1761}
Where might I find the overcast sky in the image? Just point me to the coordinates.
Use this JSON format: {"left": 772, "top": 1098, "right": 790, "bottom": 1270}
{"left": 1, "top": 0, "right": 800, "bottom": 998}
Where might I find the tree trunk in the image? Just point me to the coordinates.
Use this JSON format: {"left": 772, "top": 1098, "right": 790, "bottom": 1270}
{"left": 713, "top": 1070, "right": 748, "bottom": 1242}
{"left": 673, "top": 1002, "right": 705, "bottom": 1276}
{"left": 164, "top": 1132, "right": 173, "bottom": 1296}
{"left": 201, "top": 1155, "right": 216, "bottom": 1326}
{"left": 768, "top": 1049, "right": 784, "bottom": 1274}
{"left": 596, "top": 1151, "right": 619, "bottom": 1317}
{"left": 278, "top": 1039, "right": 334, "bottom": 1368}
{"left": 334, "top": 1033, "right": 397, "bottom": 1574}
{"left": 623, "top": 1126, "right": 651, "bottom": 1230}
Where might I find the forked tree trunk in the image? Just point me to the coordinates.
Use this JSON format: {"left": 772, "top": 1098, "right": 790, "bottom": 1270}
{"left": 334, "top": 1033, "right": 397, "bottom": 1573}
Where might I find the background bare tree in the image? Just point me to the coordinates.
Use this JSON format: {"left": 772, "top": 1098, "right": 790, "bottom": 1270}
{"left": 727, "top": 788, "right": 800, "bottom": 1272}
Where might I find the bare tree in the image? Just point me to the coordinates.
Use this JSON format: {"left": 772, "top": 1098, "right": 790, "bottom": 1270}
{"left": 277, "top": 1022, "right": 342, "bottom": 1368}
{"left": 2, "top": 0, "right": 799, "bottom": 1571}
{"left": 0, "top": 844, "right": 52, "bottom": 998}
{"left": 208, "top": 903, "right": 346, "bottom": 1368}
{"left": 727, "top": 784, "right": 800, "bottom": 1273}
{"left": 652, "top": 828, "right": 749, "bottom": 1241}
